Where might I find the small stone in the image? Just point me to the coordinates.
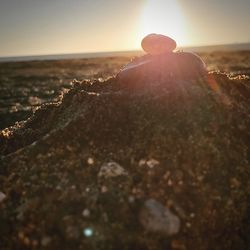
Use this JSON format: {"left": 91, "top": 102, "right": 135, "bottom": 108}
{"left": 41, "top": 236, "right": 51, "bottom": 247}
{"left": 138, "top": 159, "right": 147, "bottom": 167}
{"left": 146, "top": 159, "right": 160, "bottom": 168}
{"left": 18, "top": 231, "right": 25, "bottom": 240}
{"left": 56, "top": 185, "right": 62, "bottom": 190}
{"left": 98, "top": 162, "right": 128, "bottom": 178}
{"left": 87, "top": 157, "right": 94, "bottom": 165}
{"left": 190, "top": 213, "right": 195, "bottom": 218}
{"left": 141, "top": 34, "right": 177, "bottom": 55}
{"left": 168, "top": 179, "right": 173, "bottom": 186}
{"left": 163, "top": 171, "right": 171, "bottom": 180}
{"left": 102, "top": 212, "right": 109, "bottom": 222}
{"left": 230, "top": 177, "right": 241, "bottom": 189}
{"left": 23, "top": 237, "right": 31, "bottom": 246}
{"left": 197, "top": 175, "right": 204, "bottom": 182}
{"left": 139, "top": 199, "right": 180, "bottom": 236}
{"left": 0, "top": 192, "right": 6, "bottom": 203}
{"left": 128, "top": 195, "right": 135, "bottom": 203}
{"left": 101, "top": 185, "right": 108, "bottom": 193}
{"left": 82, "top": 209, "right": 90, "bottom": 217}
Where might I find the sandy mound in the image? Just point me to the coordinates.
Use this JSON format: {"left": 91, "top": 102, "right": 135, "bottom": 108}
{"left": 0, "top": 72, "right": 250, "bottom": 250}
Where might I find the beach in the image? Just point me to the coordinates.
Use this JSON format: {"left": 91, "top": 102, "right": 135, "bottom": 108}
{"left": 0, "top": 50, "right": 250, "bottom": 249}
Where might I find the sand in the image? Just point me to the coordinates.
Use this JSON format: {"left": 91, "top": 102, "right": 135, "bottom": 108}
{"left": 0, "top": 52, "right": 250, "bottom": 249}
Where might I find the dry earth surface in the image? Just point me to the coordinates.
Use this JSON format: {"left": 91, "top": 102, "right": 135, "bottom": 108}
{"left": 0, "top": 51, "right": 250, "bottom": 250}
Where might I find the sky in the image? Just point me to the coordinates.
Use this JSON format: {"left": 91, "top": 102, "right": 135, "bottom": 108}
{"left": 0, "top": 0, "right": 249, "bottom": 57}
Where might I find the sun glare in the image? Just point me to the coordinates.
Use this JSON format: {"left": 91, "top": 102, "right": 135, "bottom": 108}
{"left": 137, "top": 0, "right": 187, "bottom": 48}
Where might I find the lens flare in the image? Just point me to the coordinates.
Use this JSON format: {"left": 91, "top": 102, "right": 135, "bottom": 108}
{"left": 83, "top": 228, "right": 93, "bottom": 237}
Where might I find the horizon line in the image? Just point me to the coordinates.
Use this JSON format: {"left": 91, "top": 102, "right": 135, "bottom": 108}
{"left": 0, "top": 41, "right": 250, "bottom": 62}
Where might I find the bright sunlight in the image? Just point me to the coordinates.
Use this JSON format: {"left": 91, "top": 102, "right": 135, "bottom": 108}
{"left": 137, "top": 0, "right": 188, "bottom": 48}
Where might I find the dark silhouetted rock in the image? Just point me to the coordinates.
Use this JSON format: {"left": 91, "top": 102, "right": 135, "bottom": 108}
{"left": 141, "top": 34, "right": 177, "bottom": 55}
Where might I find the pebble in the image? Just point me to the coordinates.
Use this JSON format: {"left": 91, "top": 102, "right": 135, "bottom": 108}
{"left": 87, "top": 157, "right": 94, "bottom": 165}
{"left": 138, "top": 159, "right": 147, "bottom": 166}
{"left": 138, "top": 158, "right": 160, "bottom": 168}
{"left": 230, "top": 177, "right": 241, "bottom": 189}
{"left": 0, "top": 192, "right": 6, "bottom": 203}
{"left": 139, "top": 199, "right": 180, "bottom": 236}
{"left": 141, "top": 33, "right": 177, "bottom": 55}
{"left": 190, "top": 213, "right": 195, "bottom": 218}
{"left": 146, "top": 158, "right": 160, "bottom": 168}
{"left": 101, "top": 185, "right": 108, "bottom": 193}
{"left": 98, "top": 162, "right": 128, "bottom": 178}
{"left": 128, "top": 195, "right": 135, "bottom": 203}
{"left": 41, "top": 236, "right": 51, "bottom": 247}
{"left": 82, "top": 209, "right": 90, "bottom": 217}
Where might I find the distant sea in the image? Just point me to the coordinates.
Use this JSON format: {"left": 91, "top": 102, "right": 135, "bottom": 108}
{"left": 0, "top": 43, "right": 250, "bottom": 63}
{"left": 0, "top": 51, "right": 143, "bottom": 63}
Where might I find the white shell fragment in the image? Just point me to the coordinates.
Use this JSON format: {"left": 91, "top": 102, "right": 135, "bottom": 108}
{"left": 98, "top": 162, "right": 128, "bottom": 178}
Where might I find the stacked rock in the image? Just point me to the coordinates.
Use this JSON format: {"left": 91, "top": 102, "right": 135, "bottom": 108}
{"left": 117, "top": 33, "right": 207, "bottom": 84}
{"left": 141, "top": 34, "right": 176, "bottom": 55}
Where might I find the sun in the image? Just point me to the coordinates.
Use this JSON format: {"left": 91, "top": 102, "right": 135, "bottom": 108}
{"left": 137, "top": 0, "right": 187, "bottom": 48}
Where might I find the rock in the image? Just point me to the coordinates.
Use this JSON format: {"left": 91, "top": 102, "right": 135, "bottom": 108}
{"left": 139, "top": 199, "right": 180, "bottom": 236}
{"left": 117, "top": 34, "right": 206, "bottom": 83}
{"left": 0, "top": 191, "right": 6, "bottom": 203}
{"left": 146, "top": 159, "right": 160, "bottom": 168}
{"left": 141, "top": 34, "right": 177, "bottom": 55}
{"left": 41, "top": 236, "right": 51, "bottom": 247}
{"left": 139, "top": 158, "right": 160, "bottom": 168}
{"left": 82, "top": 209, "right": 90, "bottom": 217}
{"left": 174, "top": 52, "right": 207, "bottom": 79}
{"left": 117, "top": 52, "right": 207, "bottom": 85}
{"left": 87, "top": 157, "right": 94, "bottom": 165}
{"left": 101, "top": 185, "right": 108, "bottom": 193}
{"left": 98, "top": 162, "right": 128, "bottom": 178}
{"left": 118, "top": 56, "right": 152, "bottom": 77}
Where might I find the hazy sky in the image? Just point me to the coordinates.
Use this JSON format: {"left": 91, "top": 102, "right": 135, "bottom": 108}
{"left": 0, "top": 0, "right": 249, "bottom": 57}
